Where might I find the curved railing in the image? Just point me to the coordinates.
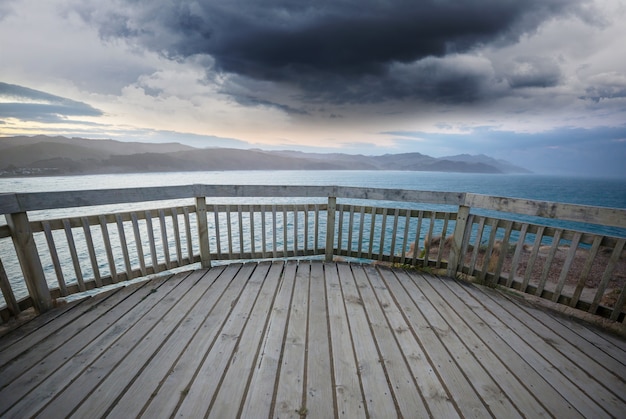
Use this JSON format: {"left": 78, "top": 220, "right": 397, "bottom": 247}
{"left": 1, "top": 185, "right": 625, "bottom": 324}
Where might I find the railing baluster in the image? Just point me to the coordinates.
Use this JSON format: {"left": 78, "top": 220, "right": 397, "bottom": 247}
{"left": 171, "top": 208, "right": 182, "bottom": 264}
{"left": 536, "top": 229, "right": 563, "bottom": 297}
{"left": 346, "top": 205, "right": 354, "bottom": 256}
{"left": 43, "top": 221, "right": 67, "bottom": 295}
{"left": 304, "top": 205, "right": 309, "bottom": 254}
{"left": 521, "top": 226, "right": 545, "bottom": 293}
{"left": 468, "top": 217, "right": 485, "bottom": 276}
{"left": 293, "top": 205, "right": 298, "bottom": 255}
{"left": 325, "top": 197, "right": 336, "bottom": 262}
{"left": 570, "top": 235, "right": 602, "bottom": 308}
{"left": 116, "top": 214, "right": 134, "bottom": 279}
{"left": 82, "top": 217, "right": 102, "bottom": 287}
{"left": 99, "top": 215, "right": 118, "bottom": 283}
{"left": 183, "top": 207, "right": 193, "bottom": 262}
{"left": 506, "top": 223, "right": 528, "bottom": 288}
{"left": 261, "top": 205, "right": 267, "bottom": 259}
{"left": 337, "top": 204, "right": 344, "bottom": 256}
{"left": 400, "top": 210, "right": 411, "bottom": 265}
{"left": 272, "top": 205, "right": 278, "bottom": 258}
{"left": 238, "top": 205, "right": 244, "bottom": 256}
{"left": 478, "top": 218, "right": 499, "bottom": 283}
{"left": 378, "top": 208, "right": 388, "bottom": 262}
{"left": 423, "top": 212, "right": 436, "bottom": 268}
{"left": 158, "top": 209, "right": 171, "bottom": 268}
{"left": 357, "top": 206, "right": 365, "bottom": 259}
{"left": 0, "top": 258, "right": 20, "bottom": 317}
{"left": 214, "top": 206, "right": 222, "bottom": 258}
{"left": 589, "top": 238, "right": 626, "bottom": 314}
{"left": 411, "top": 211, "right": 423, "bottom": 266}
{"left": 63, "top": 219, "right": 85, "bottom": 292}
{"left": 131, "top": 213, "right": 147, "bottom": 277}
{"left": 144, "top": 211, "right": 159, "bottom": 272}
{"left": 368, "top": 209, "right": 376, "bottom": 260}
{"left": 282, "top": 206, "right": 289, "bottom": 258}
{"left": 195, "top": 197, "right": 210, "bottom": 268}
{"left": 435, "top": 212, "right": 450, "bottom": 268}
{"left": 491, "top": 220, "right": 513, "bottom": 285}
{"left": 250, "top": 206, "right": 256, "bottom": 256}
{"left": 390, "top": 208, "right": 399, "bottom": 263}
{"left": 552, "top": 232, "right": 582, "bottom": 303}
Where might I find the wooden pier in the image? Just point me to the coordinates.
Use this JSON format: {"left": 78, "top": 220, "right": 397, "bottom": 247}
{"left": 1, "top": 260, "right": 625, "bottom": 418}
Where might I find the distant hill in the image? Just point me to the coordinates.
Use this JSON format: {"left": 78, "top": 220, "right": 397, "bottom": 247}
{"left": 0, "top": 135, "right": 531, "bottom": 177}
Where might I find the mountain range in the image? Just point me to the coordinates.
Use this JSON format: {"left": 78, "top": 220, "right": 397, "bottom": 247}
{"left": 0, "top": 135, "right": 531, "bottom": 176}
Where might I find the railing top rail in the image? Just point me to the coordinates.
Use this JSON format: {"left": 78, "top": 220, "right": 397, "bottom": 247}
{"left": 464, "top": 193, "right": 626, "bottom": 229}
{"left": 0, "top": 184, "right": 624, "bottom": 229}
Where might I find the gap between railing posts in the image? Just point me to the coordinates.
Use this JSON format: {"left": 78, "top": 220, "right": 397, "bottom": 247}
{"left": 5, "top": 211, "right": 53, "bottom": 313}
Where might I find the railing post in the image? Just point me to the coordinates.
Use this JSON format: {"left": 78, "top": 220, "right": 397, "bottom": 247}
{"left": 325, "top": 196, "right": 337, "bottom": 262}
{"left": 5, "top": 211, "right": 53, "bottom": 313}
{"left": 447, "top": 205, "right": 470, "bottom": 278}
{"left": 196, "top": 196, "right": 211, "bottom": 269}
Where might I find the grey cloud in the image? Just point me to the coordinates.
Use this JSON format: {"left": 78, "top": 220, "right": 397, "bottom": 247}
{"left": 580, "top": 72, "right": 626, "bottom": 102}
{"left": 78, "top": 0, "right": 589, "bottom": 104}
{"left": 0, "top": 82, "right": 103, "bottom": 122}
{"left": 505, "top": 56, "right": 562, "bottom": 89}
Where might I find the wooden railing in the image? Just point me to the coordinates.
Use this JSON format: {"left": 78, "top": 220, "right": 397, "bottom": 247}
{"left": 1, "top": 185, "right": 625, "bottom": 324}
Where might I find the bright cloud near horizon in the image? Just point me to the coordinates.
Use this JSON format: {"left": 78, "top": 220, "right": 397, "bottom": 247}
{"left": 1, "top": 0, "right": 626, "bottom": 176}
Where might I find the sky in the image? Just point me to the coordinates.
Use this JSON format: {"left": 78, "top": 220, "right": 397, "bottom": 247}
{"left": 1, "top": 0, "right": 625, "bottom": 176}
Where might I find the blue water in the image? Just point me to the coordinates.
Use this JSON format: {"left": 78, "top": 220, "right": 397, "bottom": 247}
{"left": 2, "top": 170, "right": 625, "bottom": 208}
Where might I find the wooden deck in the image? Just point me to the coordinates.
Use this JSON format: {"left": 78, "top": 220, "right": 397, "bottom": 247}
{"left": 0, "top": 261, "right": 624, "bottom": 418}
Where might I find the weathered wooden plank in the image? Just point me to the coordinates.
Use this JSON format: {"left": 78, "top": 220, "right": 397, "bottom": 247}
{"left": 380, "top": 267, "right": 491, "bottom": 418}
{"left": 366, "top": 265, "right": 459, "bottom": 417}
{"left": 502, "top": 291, "right": 626, "bottom": 382}
{"left": 324, "top": 262, "right": 366, "bottom": 417}
{"left": 209, "top": 262, "right": 284, "bottom": 417}
{"left": 139, "top": 264, "right": 250, "bottom": 418}
{"left": 0, "top": 258, "right": 20, "bottom": 318}
{"left": 378, "top": 208, "right": 388, "bottom": 262}
{"left": 104, "top": 265, "right": 229, "bottom": 418}
{"left": 272, "top": 262, "right": 310, "bottom": 418}
{"left": 32, "top": 271, "right": 194, "bottom": 418}
{"left": 423, "top": 212, "right": 436, "bottom": 268}
{"left": 457, "top": 283, "right": 613, "bottom": 418}
{"left": 478, "top": 218, "right": 499, "bottom": 283}
{"left": 303, "top": 261, "right": 335, "bottom": 418}
{"left": 336, "top": 262, "right": 397, "bottom": 417}
{"left": 175, "top": 263, "right": 271, "bottom": 417}
{"left": 416, "top": 273, "right": 552, "bottom": 418}
{"left": 68, "top": 269, "right": 222, "bottom": 418}
{"left": 411, "top": 211, "right": 423, "bottom": 265}
{"left": 0, "top": 273, "right": 178, "bottom": 417}
{"left": 402, "top": 270, "right": 522, "bottom": 418}
{"left": 389, "top": 208, "right": 400, "bottom": 262}
{"left": 492, "top": 220, "right": 513, "bottom": 283}
{"left": 183, "top": 207, "right": 193, "bottom": 261}
{"left": 240, "top": 262, "right": 297, "bottom": 418}
{"left": 434, "top": 274, "right": 583, "bottom": 418}
{"left": 468, "top": 217, "right": 486, "bottom": 276}
{"left": 353, "top": 265, "right": 430, "bottom": 417}
{"left": 487, "top": 288, "right": 626, "bottom": 416}
{"left": 238, "top": 204, "right": 245, "bottom": 256}
{"left": 464, "top": 192, "right": 626, "bottom": 229}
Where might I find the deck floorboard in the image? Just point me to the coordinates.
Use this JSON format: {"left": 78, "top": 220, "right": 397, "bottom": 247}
{"left": 0, "top": 260, "right": 624, "bottom": 418}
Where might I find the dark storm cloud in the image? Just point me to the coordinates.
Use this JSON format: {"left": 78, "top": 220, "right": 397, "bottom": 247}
{"left": 505, "top": 56, "right": 562, "bottom": 89}
{"left": 82, "top": 0, "right": 588, "bottom": 104}
{"left": 0, "top": 82, "right": 103, "bottom": 122}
